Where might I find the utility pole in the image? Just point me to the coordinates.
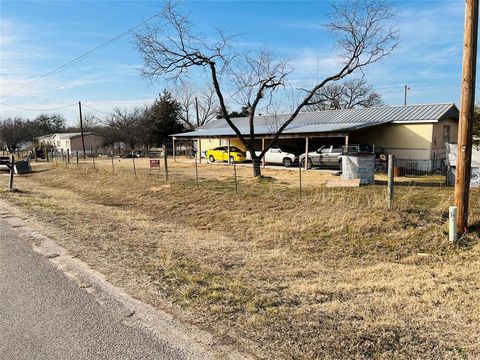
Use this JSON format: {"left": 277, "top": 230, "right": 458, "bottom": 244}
{"left": 78, "top": 101, "right": 86, "bottom": 159}
{"left": 455, "top": 0, "right": 478, "bottom": 235}
{"left": 403, "top": 84, "right": 410, "bottom": 106}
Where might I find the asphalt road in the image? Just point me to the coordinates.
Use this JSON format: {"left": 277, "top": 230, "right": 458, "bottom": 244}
{"left": 0, "top": 216, "right": 198, "bottom": 360}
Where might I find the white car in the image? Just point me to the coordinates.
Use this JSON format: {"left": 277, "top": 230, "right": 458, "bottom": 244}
{"left": 247, "top": 145, "right": 297, "bottom": 167}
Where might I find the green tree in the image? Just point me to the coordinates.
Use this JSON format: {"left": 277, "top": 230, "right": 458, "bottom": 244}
{"left": 215, "top": 106, "right": 249, "bottom": 119}
{"left": 32, "top": 114, "right": 66, "bottom": 135}
{"left": 147, "top": 90, "right": 185, "bottom": 146}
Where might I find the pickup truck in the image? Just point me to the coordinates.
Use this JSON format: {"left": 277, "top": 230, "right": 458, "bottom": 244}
{"left": 246, "top": 145, "right": 297, "bottom": 167}
{"left": 299, "top": 143, "right": 374, "bottom": 169}
{"left": 299, "top": 145, "right": 342, "bottom": 169}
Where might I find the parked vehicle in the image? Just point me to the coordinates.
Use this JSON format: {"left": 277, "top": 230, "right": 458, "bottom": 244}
{"left": 123, "top": 150, "right": 143, "bottom": 158}
{"left": 206, "top": 146, "right": 246, "bottom": 163}
{"left": 300, "top": 143, "right": 374, "bottom": 169}
{"left": 300, "top": 145, "right": 343, "bottom": 169}
{"left": 246, "top": 145, "right": 297, "bottom": 167}
{"left": 342, "top": 143, "right": 373, "bottom": 156}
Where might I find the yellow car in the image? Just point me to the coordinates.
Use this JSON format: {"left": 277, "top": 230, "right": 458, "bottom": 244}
{"left": 206, "top": 146, "right": 246, "bottom": 163}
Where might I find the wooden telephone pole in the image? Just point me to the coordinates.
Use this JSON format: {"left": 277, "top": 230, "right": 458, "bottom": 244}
{"left": 454, "top": 0, "right": 478, "bottom": 234}
{"left": 78, "top": 101, "right": 86, "bottom": 159}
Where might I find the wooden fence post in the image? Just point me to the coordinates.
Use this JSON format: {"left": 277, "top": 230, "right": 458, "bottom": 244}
{"left": 91, "top": 146, "right": 95, "bottom": 169}
{"left": 76, "top": 151, "right": 79, "bottom": 166}
{"left": 132, "top": 154, "right": 137, "bottom": 176}
{"left": 163, "top": 145, "right": 169, "bottom": 181}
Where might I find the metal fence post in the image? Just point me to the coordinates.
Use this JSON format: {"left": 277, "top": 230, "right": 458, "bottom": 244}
{"left": 91, "top": 146, "right": 95, "bottom": 169}
{"left": 8, "top": 153, "right": 14, "bottom": 191}
{"left": 195, "top": 157, "right": 199, "bottom": 188}
{"left": 387, "top": 154, "right": 394, "bottom": 209}
{"left": 299, "top": 160, "right": 302, "bottom": 198}
{"left": 111, "top": 150, "right": 115, "bottom": 173}
{"left": 233, "top": 161, "right": 238, "bottom": 194}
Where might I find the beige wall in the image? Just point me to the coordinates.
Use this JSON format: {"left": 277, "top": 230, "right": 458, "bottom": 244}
{"left": 431, "top": 118, "right": 459, "bottom": 158}
{"left": 352, "top": 123, "right": 434, "bottom": 160}
{"left": 71, "top": 134, "right": 107, "bottom": 153}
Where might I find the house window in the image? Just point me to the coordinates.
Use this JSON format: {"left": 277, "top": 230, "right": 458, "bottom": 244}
{"left": 443, "top": 125, "right": 450, "bottom": 147}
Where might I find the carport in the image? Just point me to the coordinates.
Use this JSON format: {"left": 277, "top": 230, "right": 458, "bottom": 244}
{"left": 171, "top": 104, "right": 459, "bottom": 170}
{"left": 171, "top": 109, "right": 392, "bottom": 169}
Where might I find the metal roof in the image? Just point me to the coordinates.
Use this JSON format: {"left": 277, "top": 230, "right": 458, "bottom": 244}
{"left": 172, "top": 103, "right": 458, "bottom": 138}
{"left": 35, "top": 132, "right": 95, "bottom": 140}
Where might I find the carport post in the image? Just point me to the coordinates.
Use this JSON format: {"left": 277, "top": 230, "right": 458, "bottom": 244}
{"left": 228, "top": 139, "right": 231, "bottom": 165}
{"left": 345, "top": 133, "right": 349, "bottom": 147}
{"left": 262, "top": 138, "right": 265, "bottom": 168}
{"left": 304, "top": 137, "right": 309, "bottom": 170}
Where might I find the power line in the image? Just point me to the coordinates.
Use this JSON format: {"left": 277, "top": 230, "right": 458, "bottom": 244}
{"left": 0, "top": 13, "right": 159, "bottom": 100}
{"left": 0, "top": 102, "right": 77, "bottom": 111}
{"left": 81, "top": 103, "right": 112, "bottom": 116}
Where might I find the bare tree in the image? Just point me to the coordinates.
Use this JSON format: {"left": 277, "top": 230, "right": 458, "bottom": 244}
{"left": 106, "top": 107, "right": 148, "bottom": 151}
{"left": 0, "top": 117, "right": 33, "bottom": 152}
{"left": 305, "top": 77, "right": 383, "bottom": 111}
{"left": 175, "top": 84, "right": 218, "bottom": 130}
{"left": 135, "top": 0, "right": 398, "bottom": 176}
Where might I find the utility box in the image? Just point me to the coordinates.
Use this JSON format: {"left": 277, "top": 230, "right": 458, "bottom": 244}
{"left": 14, "top": 160, "right": 32, "bottom": 174}
{"left": 341, "top": 155, "right": 375, "bottom": 185}
{"left": 446, "top": 143, "right": 480, "bottom": 187}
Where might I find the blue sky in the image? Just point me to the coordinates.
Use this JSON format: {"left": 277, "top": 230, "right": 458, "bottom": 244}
{"left": 0, "top": 0, "right": 473, "bottom": 125}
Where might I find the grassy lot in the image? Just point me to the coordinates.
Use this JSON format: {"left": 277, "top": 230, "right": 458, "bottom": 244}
{"left": 1, "top": 160, "right": 479, "bottom": 359}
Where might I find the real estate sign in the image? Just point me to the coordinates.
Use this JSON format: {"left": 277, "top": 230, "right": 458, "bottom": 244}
{"left": 150, "top": 159, "right": 160, "bottom": 168}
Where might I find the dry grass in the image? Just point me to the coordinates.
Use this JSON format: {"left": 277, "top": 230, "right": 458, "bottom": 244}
{"left": 1, "top": 160, "right": 479, "bottom": 359}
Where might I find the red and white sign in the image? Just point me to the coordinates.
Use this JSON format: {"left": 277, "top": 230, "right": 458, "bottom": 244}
{"left": 150, "top": 159, "right": 160, "bottom": 168}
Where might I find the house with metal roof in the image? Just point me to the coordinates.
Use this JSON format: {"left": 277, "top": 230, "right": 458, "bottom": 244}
{"left": 35, "top": 132, "right": 107, "bottom": 154}
{"left": 172, "top": 103, "right": 459, "bottom": 171}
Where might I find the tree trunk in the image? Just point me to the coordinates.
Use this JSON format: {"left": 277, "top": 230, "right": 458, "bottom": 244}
{"left": 252, "top": 157, "right": 262, "bottom": 177}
